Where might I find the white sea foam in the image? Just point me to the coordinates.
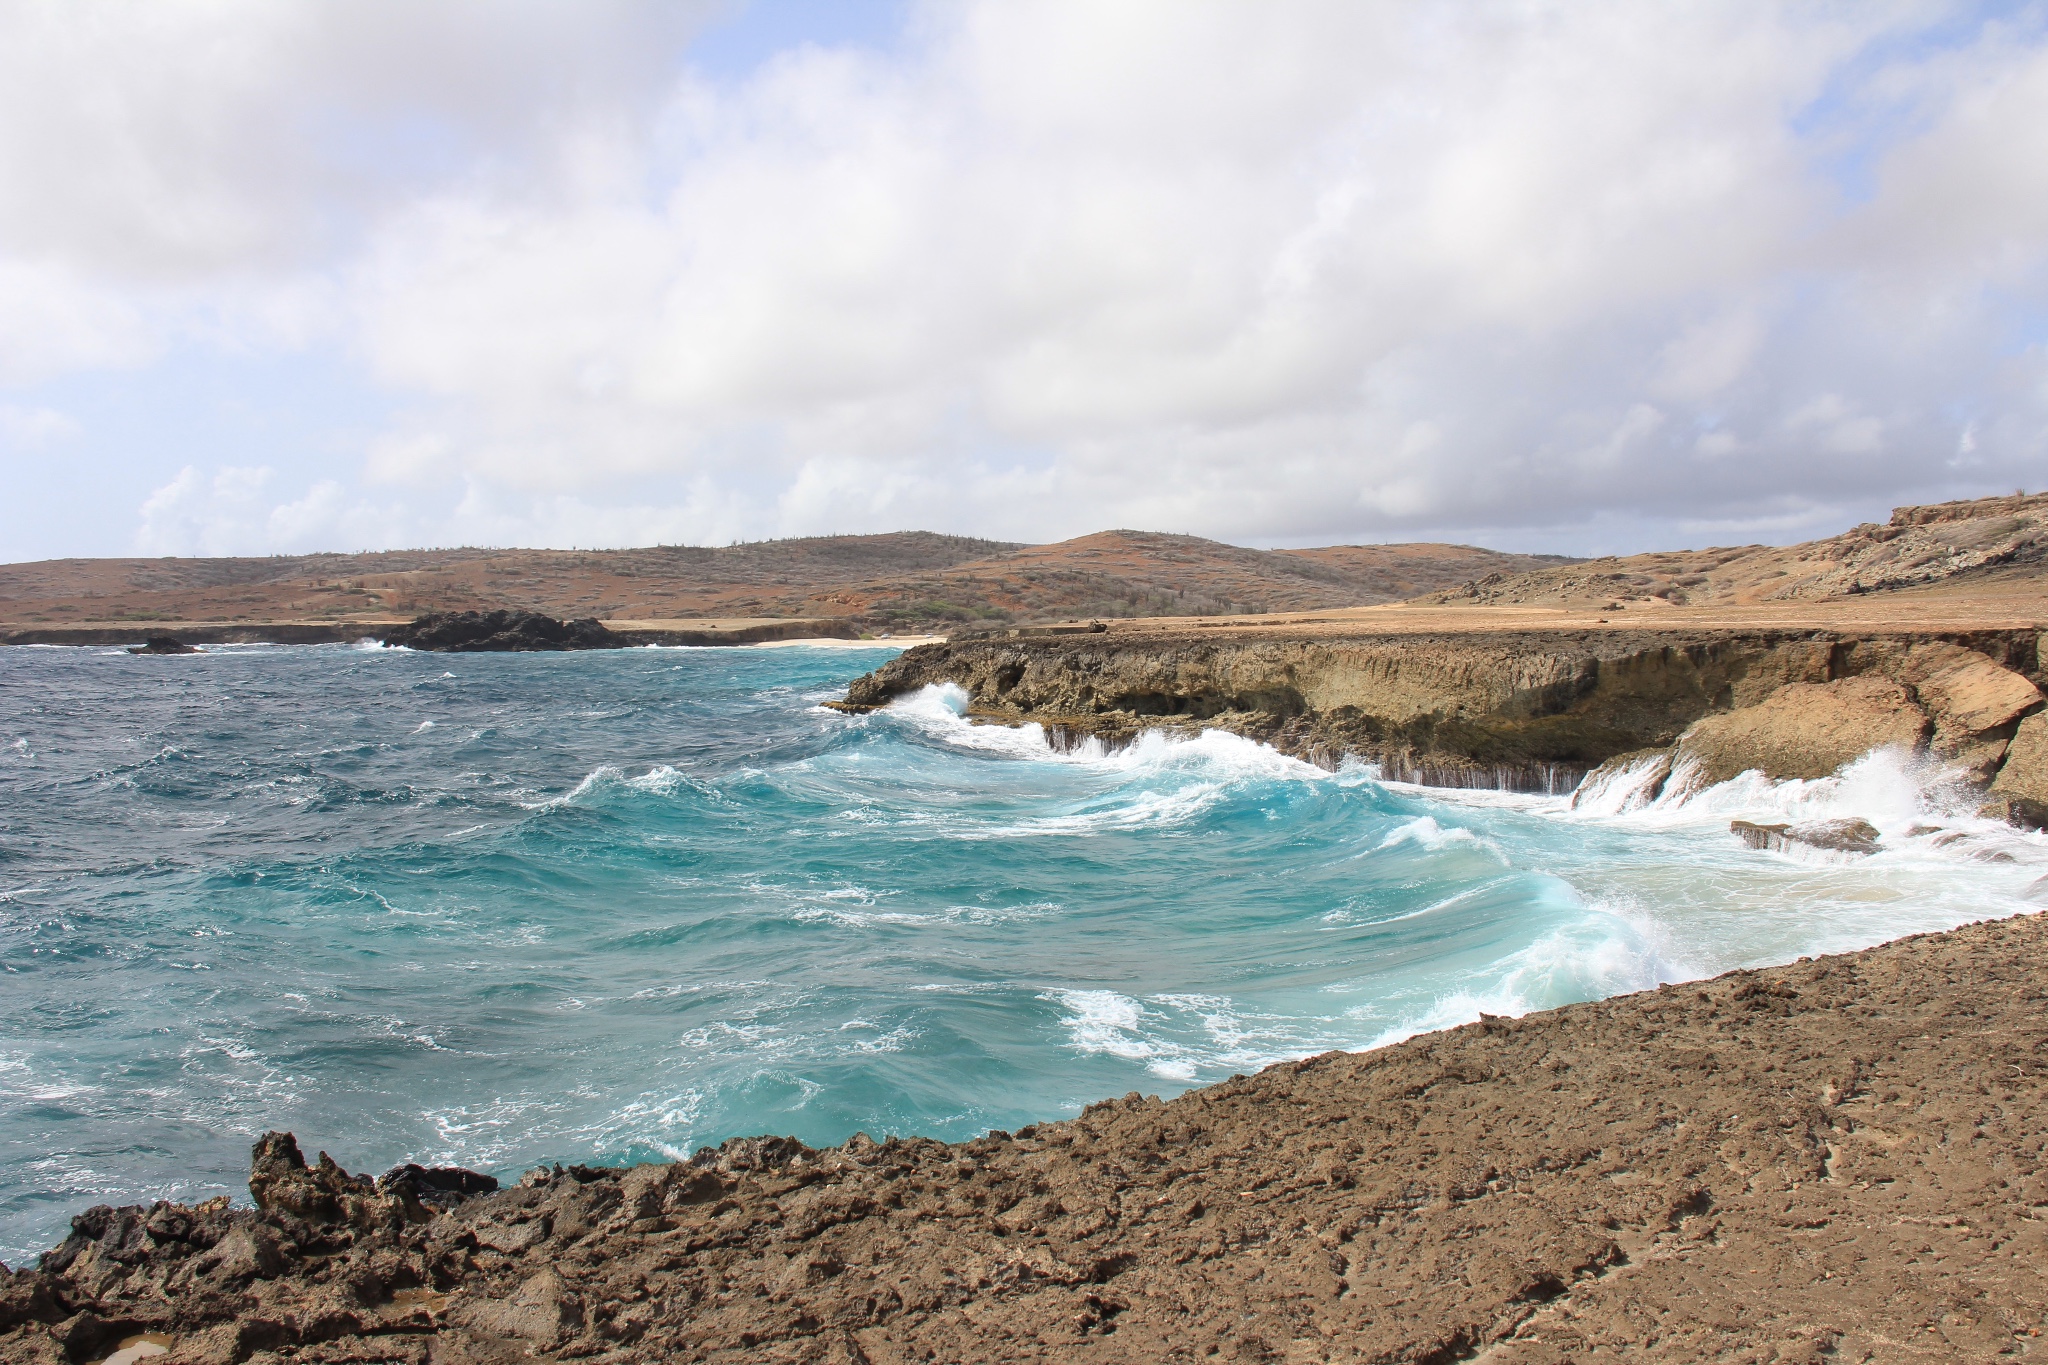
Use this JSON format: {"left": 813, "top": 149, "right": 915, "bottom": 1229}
{"left": 1429, "top": 743, "right": 2048, "bottom": 876}
{"left": 1567, "top": 753, "right": 1669, "bottom": 815}
{"left": 880, "top": 683, "right": 1331, "bottom": 786}
{"left": 1570, "top": 745, "right": 1985, "bottom": 835}
{"left": 1088, "top": 725, "right": 1328, "bottom": 784}
{"left": 969, "top": 785, "right": 1228, "bottom": 840}
{"left": 1044, "top": 989, "right": 1187, "bottom": 1075}
{"left": 789, "top": 895, "right": 1057, "bottom": 928}
{"left": 1043, "top": 988, "right": 1346, "bottom": 1082}
{"left": 1356, "top": 908, "right": 1680, "bottom": 1051}
{"left": 526, "top": 763, "right": 711, "bottom": 810}
{"left": 883, "top": 684, "right": 1058, "bottom": 759}
{"left": 838, "top": 1021, "right": 920, "bottom": 1053}
{"left": 1377, "top": 744, "right": 2048, "bottom": 1055}
{"left": 1375, "top": 815, "right": 1504, "bottom": 859}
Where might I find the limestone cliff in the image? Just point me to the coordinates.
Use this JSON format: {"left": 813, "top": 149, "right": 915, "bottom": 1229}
{"left": 835, "top": 626, "right": 2046, "bottom": 810}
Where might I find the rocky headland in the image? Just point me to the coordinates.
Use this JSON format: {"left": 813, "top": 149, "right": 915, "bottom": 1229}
{"left": 378, "top": 611, "right": 620, "bottom": 653}
{"left": 833, "top": 622, "right": 2048, "bottom": 822}
{"left": 8, "top": 914, "right": 2048, "bottom": 1363}
{"left": 372, "top": 611, "right": 870, "bottom": 651}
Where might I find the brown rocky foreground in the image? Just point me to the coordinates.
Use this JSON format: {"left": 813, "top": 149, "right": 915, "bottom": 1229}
{"left": 9, "top": 912, "right": 2048, "bottom": 1364}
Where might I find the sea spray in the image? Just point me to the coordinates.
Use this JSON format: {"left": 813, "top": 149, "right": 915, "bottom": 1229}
{"left": 0, "top": 643, "right": 2043, "bottom": 1265}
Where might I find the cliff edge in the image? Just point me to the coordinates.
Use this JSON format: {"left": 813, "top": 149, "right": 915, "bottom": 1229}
{"left": 833, "top": 625, "right": 2048, "bottom": 815}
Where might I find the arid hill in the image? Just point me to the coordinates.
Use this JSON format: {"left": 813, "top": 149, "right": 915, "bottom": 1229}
{"left": 0, "top": 533, "right": 1570, "bottom": 631}
{"left": 1419, "top": 492, "right": 2048, "bottom": 611}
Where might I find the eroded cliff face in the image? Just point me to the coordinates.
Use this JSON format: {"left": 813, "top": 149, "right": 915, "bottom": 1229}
{"left": 835, "top": 627, "right": 2047, "bottom": 807}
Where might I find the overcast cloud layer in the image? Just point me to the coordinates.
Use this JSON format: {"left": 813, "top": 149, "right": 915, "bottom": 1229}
{"left": 2, "top": 0, "right": 2046, "bottom": 560}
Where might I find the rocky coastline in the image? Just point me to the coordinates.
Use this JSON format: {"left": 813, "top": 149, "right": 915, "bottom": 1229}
{"left": 832, "top": 624, "right": 2048, "bottom": 820}
{"left": 377, "top": 611, "right": 621, "bottom": 652}
{"left": 0, "top": 613, "right": 862, "bottom": 650}
{"left": 7, "top": 913, "right": 2048, "bottom": 1363}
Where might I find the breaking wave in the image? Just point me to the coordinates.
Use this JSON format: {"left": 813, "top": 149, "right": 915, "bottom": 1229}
{"left": 0, "top": 643, "right": 2040, "bottom": 1267}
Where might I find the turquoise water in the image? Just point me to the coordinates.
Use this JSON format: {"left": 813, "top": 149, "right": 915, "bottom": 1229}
{"left": 2, "top": 642, "right": 2044, "bottom": 1263}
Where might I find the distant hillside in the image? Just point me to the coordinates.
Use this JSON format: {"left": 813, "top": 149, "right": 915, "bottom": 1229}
{"left": 1417, "top": 493, "right": 2048, "bottom": 611}
{"left": 0, "top": 532, "right": 1575, "bottom": 629}
{"left": 844, "top": 532, "right": 1577, "bottom": 626}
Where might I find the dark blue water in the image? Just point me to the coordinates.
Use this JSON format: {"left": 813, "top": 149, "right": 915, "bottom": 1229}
{"left": 3, "top": 641, "right": 2041, "bottom": 1263}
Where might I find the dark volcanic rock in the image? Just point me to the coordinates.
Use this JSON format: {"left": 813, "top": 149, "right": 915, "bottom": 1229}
{"left": 377, "top": 1162, "right": 498, "bottom": 1211}
{"left": 382, "top": 610, "right": 618, "bottom": 652}
{"left": 126, "top": 636, "right": 199, "bottom": 655}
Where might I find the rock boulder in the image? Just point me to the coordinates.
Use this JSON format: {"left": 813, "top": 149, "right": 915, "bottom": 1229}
{"left": 1983, "top": 713, "right": 2048, "bottom": 829}
{"left": 1731, "top": 818, "right": 1881, "bottom": 855}
{"left": 381, "top": 610, "right": 617, "bottom": 652}
{"left": 1672, "top": 676, "right": 1930, "bottom": 790}
{"left": 127, "top": 637, "right": 200, "bottom": 655}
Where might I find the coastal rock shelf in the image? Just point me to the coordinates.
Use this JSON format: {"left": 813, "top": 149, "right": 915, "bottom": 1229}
{"left": 7, "top": 914, "right": 2048, "bottom": 1362}
{"left": 836, "top": 625, "right": 2048, "bottom": 813}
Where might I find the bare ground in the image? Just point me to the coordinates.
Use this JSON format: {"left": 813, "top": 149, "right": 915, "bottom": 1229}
{"left": 10, "top": 912, "right": 2048, "bottom": 1363}
{"left": 0, "top": 533, "right": 1566, "bottom": 634}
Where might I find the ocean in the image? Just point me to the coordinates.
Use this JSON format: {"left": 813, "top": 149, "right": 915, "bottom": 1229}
{"left": 2, "top": 641, "right": 2042, "bottom": 1264}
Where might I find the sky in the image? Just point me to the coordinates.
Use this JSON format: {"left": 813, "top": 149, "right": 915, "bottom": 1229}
{"left": 2, "top": 0, "right": 2046, "bottom": 562}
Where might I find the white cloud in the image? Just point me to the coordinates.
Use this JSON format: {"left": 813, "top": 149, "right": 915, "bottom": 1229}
{"left": 340, "top": 1, "right": 2048, "bottom": 543}
{"left": 0, "top": 1, "right": 2040, "bottom": 556}
{"left": 0, "top": 404, "right": 80, "bottom": 450}
{"left": 136, "top": 466, "right": 275, "bottom": 556}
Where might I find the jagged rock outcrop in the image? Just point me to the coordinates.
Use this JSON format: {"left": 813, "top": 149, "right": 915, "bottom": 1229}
{"left": 1983, "top": 713, "right": 2048, "bottom": 829}
{"left": 837, "top": 626, "right": 2045, "bottom": 807}
{"left": 0, "top": 1135, "right": 496, "bottom": 1365}
{"left": 381, "top": 610, "right": 618, "bottom": 652}
{"left": 12, "top": 918, "right": 2048, "bottom": 1360}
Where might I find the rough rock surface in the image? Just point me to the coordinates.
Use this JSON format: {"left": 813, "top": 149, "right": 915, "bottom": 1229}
{"left": 1416, "top": 491, "right": 2048, "bottom": 609}
{"left": 10, "top": 915, "right": 2048, "bottom": 1363}
{"left": 1729, "top": 818, "right": 1882, "bottom": 855}
{"left": 1670, "top": 677, "right": 1931, "bottom": 789}
{"left": 380, "top": 611, "right": 618, "bottom": 652}
{"left": 838, "top": 627, "right": 2042, "bottom": 797}
{"left": 1986, "top": 713, "right": 2048, "bottom": 829}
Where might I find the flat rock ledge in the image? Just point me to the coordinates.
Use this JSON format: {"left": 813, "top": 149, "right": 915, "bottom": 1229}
{"left": 9, "top": 914, "right": 2048, "bottom": 1363}
{"left": 835, "top": 627, "right": 2048, "bottom": 817}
